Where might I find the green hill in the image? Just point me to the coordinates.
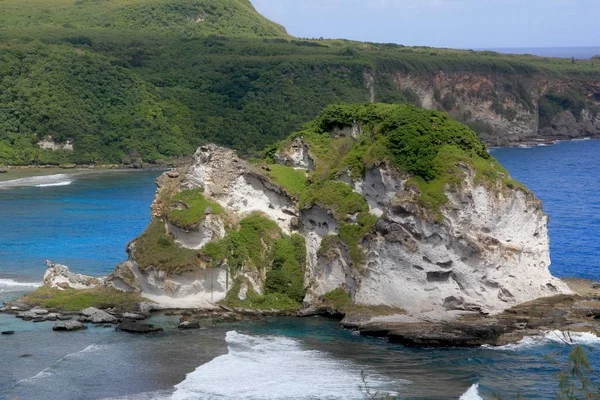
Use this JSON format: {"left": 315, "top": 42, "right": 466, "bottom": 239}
{"left": 0, "top": 0, "right": 287, "bottom": 37}
{"left": 0, "top": 0, "right": 599, "bottom": 165}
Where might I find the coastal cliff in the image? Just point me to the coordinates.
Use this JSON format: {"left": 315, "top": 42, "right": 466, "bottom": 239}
{"left": 371, "top": 70, "right": 600, "bottom": 147}
{"left": 106, "top": 103, "right": 572, "bottom": 322}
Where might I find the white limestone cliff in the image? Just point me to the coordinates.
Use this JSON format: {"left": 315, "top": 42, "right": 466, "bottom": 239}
{"left": 107, "top": 141, "right": 571, "bottom": 317}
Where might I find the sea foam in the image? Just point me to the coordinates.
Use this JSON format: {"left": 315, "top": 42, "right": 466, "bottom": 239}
{"left": 459, "top": 384, "right": 483, "bottom": 400}
{"left": 484, "top": 330, "right": 600, "bottom": 351}
{"left": 171, "top": 330, "right": 401, "bottom": 400}
{"left": 0, "top": 278, "right": 41, "bottom": 292}
{"left": 0, "top": 174, "right": 75, "bottom": 189}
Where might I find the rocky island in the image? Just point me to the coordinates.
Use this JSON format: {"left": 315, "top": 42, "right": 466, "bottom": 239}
{"left": 6, "top": 103, "right": 600, "bottom": 346}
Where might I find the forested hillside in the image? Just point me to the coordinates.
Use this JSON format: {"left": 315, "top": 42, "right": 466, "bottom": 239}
{"left": 0, "top": 0, "right": 599, "bottom": 165}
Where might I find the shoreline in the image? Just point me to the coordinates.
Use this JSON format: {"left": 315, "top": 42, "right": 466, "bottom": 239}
{"left": 3, "top": 276, "right": 599, "bottom": 347}
{"left": 0, "top": 158, "right": 190, "bottom": 172}
{"left": 491, "top": 135, "right": 600, "bottom": 150}
{"left": 2, "top": 136, "right": 599, "bottom": 172}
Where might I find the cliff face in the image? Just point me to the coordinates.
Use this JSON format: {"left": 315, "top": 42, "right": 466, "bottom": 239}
{"left": 108, "top": 104, "right": 571, "bottom": 320}
{"left": 373, "top": 70, "right": 600, "bottom": 146}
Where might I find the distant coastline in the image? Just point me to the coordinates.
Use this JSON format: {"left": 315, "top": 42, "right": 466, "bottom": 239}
{"left": 481, "top": 46, "right": 600, "bottom": 59}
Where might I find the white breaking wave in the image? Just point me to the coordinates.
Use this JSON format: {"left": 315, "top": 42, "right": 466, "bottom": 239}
{"left": 459, "top": 384, "right": 483, "bottom": 400}
{"left": 0, "top": 278, "right": 41, "bottom": 293}
{"left": 16, "top": 343, "right": 108, "bottom": 385}
{"left": 484, "top": 330, "right": 600, "bottom": 351}
{"left": 35, "top": 180, "right": 73, "bottom": 187}
{"left": 171, "top": 331, "right": 402, "bottom": 400}
{"left": 0, "top": 173, "right": 75, "bottom": 189}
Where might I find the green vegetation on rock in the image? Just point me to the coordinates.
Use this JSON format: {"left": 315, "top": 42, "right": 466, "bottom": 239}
{"left": 133, "top": 218, "right": 201, "bottom": 272}
{"left": 202, "top": 213, "right": 307, "bottom": 309}
{"left": 298, "top": 103, "right": 523, "bottom": 219}
{"left": 166, "top": 189, "right": 223, "bottom": 229}
{"left": 264, "top": 164, "right": 308, "bottom": 198}
{"left": 19, "top": 286, "right": 144, "bottom": 312}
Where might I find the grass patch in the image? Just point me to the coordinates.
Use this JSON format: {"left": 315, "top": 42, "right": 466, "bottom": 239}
{"left": 133, "top": 218, "right": 202, "bottom": 273}
{"left": 166, "top": 189, "right": 223, "bottom": 229}
{"left": 18, "top": 286, "right": 144, "bottom": 312}
{"left": 265, "top": 164, "right": 308, "bottom": 198}
{"left": 300, "top": 180, "right": 369, "bottom": 220}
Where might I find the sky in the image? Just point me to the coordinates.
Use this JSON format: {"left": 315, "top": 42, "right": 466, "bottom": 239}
{"left": 251, "top": 0, "right": 600, "bottom": 49}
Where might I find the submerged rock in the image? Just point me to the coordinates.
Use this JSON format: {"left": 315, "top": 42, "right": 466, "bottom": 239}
{"left": 116, "top": 321, "right": 163, "bottom": 334}
{"left": 178, "top": 321, "right": 200, "bottom": 330}
{"left": 53, "top": 321, "right": 87, "bottom": 331}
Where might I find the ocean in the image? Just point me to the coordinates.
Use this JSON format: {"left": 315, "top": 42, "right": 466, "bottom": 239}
{"left": 1, "top": 140, "right": 599, "bottom": 399}
{"left": 485, "top": 46, "right": 600, "bottom": 59}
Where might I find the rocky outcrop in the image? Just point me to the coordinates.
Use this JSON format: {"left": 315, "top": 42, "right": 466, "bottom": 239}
{"left": 380, "top": 71, "right": 600, "bottom": 146}
{"left": 43, "top": 260, "right": 104, "bottom": 290}
{"left": 351, "top": 166, "right": 570, "bottom": 318}
{"left": 109, "top": 140, "right": 571, "bottom": 321}
{"left": 274, "top": 136, "right": 315, "bottom": 170}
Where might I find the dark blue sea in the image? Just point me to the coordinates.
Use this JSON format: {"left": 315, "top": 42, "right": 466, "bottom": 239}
{"left": 0, "top": 141, "right": 599, "bottom": 399}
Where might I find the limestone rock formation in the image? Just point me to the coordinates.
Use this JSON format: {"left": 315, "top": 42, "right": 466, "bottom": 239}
{"left": 106, "top": 104, "right": 572, "bottom": 323}
{"left": 43, "top": 260, "right": 104, "bottom": 290}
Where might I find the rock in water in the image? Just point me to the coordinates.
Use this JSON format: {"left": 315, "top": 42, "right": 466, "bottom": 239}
{"left": 116, "top": 321, "right": 163, "bottom": 334}
{"left": 53, "top": 321, "right": 87, "bottom": 331}
{"left": 43, "top": 260, "right": 105, "bottom": 290}
{"left": 178, "top": 321, "right": 200, "bottom": 330}
{"left": 79, "top": 307, "right": 117, "bottom": 324}
{"left": 1, "top": 331, "right": 15, "bottom": 335}
{"left": 122, "top": 312, "right": 146, "bottom": 321}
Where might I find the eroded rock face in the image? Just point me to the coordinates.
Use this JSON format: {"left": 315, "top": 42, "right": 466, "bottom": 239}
{"left": 387, "top": 71, "right": 600, "bottom": 146}
{"left": 350, "top": 167, "right": 571, "bottom": 317}
{"left": 108, "top": 258, "right": 229, "bottom": 309}
{"left": 166, "top": 215, "right": 225, "bottom": 250}
{"left": 43, "top": 260, "right": 104, "bottom": 290}
{"left": 108, "top": 143, "right": 571, "bottom": 321}
{"left": 274, "top": 136, "right": 315, "bottom": 170}
{"left": 184, "top": 144, "right": 297, "bottom": 233}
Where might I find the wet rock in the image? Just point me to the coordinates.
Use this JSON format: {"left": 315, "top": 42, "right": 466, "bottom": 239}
{"left": 56, "top": 315, "right": 72, "bottom": 321}
{"left": 79, "top": 307, "right": 117, "bottom": 324}
{"left": 122, "top": 312, "right": 146, "bottom": 321}
{"left": 178, "top": 321, "right": 201, "bottom": 330}
{"left": 116, "top": 321, "right": 163, "bottom": 334}
{"left": 1, "top": 331, "right": 15, "bottom": 335}
{"left": 297, "top": 306, "right": 345, "bottom": 319}
{"left": 31, "top": 308, "right": 49, "bottom": 315}
{"left": 53, "top": 321, "right": 87, "bottom": 332}
{"left": 16, "top": 311, "right": 38, "bottom": 319}
{"left": 44, "top": 313, "right": 59, "bottom": 321}
{"left": 138, "top": 302, "right": 160, "bottom": 314}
